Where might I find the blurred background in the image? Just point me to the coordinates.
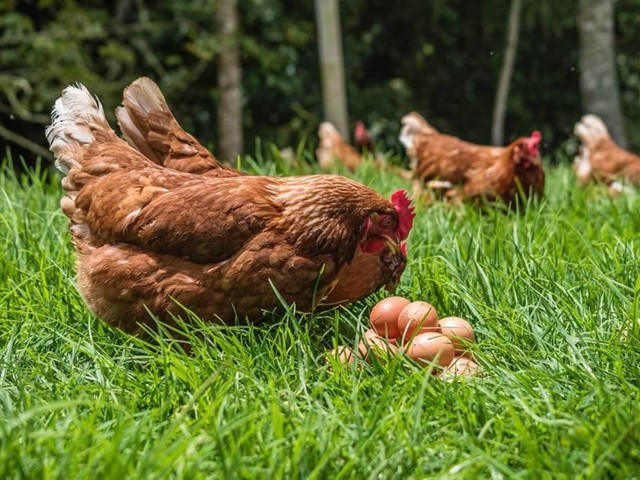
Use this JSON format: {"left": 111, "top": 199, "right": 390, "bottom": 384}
{"left": 1, "top": 0, "right": 638, "bottom": 166}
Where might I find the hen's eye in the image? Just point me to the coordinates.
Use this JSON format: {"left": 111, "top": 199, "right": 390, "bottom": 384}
{"left": 379, "top": 215, "right": 396, "bottom": 229}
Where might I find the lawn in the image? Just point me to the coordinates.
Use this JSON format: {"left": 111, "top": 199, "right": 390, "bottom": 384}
{"left": 1, "top": 153, "right": 639, "bottom": 478}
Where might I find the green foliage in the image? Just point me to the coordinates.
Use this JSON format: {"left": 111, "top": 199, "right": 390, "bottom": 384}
{"left": 1, "top": 155, "right": 640, "bottom": 477}
{"left": 0, "top": 0, "right": 639, "bottom": 161}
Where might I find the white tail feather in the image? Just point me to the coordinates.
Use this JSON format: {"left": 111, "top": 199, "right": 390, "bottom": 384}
{"left": 46, "top": 83, "right": 110, "bottom": 174}
{"left": 573, "top": 145, "right": 592, "bottom": 186}
{"left": 46, "top": 83, "right": 119, "bottom": 236}
{"left": 318, "top": 122, "right": 343, "bottom": 147}
{"left": 572, "top": 114, "right": 611, "bottom": 186}
{"left": 573, "top": 114, "right": 610, "bottom": 148}
{"left": 399, "top": 112, "right": 437, "bottom": 152}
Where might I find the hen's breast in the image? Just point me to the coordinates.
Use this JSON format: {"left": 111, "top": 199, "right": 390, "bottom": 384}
{"left": 322, "top": 246, "right": 406, "bottom": 307}
{"left": 76, "top": 232, "right": 342, "bottom": 334}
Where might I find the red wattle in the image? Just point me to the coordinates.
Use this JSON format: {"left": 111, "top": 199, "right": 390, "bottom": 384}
{"left": 360, "top": 238, "right": 385, "bottom": 254}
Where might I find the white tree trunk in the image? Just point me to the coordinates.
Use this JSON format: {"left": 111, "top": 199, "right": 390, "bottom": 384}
{"left": 315, "top": 0, "right": 349, "bottom": 139}
{"left": 491, "top": 0, "right": 522, "bottom": 146}
{"left": 577, "top": 0, "right": 627, "bottom": 147}
{"left": 217, "top": 0, "right": 243, "bottom": 161}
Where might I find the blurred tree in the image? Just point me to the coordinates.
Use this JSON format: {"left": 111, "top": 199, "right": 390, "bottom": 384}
{"left": 0, "top": 0, "right": 638, "bottom": 166}
{"left": 314, "top": 0, "right": 349, "bottom": 139}
{"left": 216, "top": 0, "right": 243, "bottom": 161}
{"left": 492, "top": 0, "right": 522, "bottom": 145}
{"left": 232, "top": 0, "right": 319, "bottom": 148}
{"left": 616, "top": 1, "right": 640, "bottom": 149}
{"left": 577, "top": 0, "right": 627, "bottom": 147}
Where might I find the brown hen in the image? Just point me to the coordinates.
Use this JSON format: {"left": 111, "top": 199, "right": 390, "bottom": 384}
{"left": 573, "top": 114, "right": 640, "bottom": 193}
{"left": 46, "top": 83, "right": 414, "bottom": 336}
{"left": 399, "top": 112, "right": 544, "bottom": 204}
{"left": 316, "top": 121, "right": 374, "bottom": 172}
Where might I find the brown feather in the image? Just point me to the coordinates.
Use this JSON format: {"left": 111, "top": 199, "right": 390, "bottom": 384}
{"left": 116, "top": 77, "right": 238, "bottom": 176}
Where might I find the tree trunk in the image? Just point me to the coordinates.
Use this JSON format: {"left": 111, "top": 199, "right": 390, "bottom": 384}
{"left": 577, "top": 0, "right": 627, "bottom": 147}
{"left": 314, "top": 0, "right": 349, "bottom": 139}
{"left": 216, "top": 0, "right": 243, "bottom": 162}
{"left": 491, "top": 0, "right": 522, "bottom": 146}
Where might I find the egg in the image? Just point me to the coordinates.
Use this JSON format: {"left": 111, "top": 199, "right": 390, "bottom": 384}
{"left": 439, "top": 316, "right": 475, "bottom": 356}
{"left": 364, "top": 328, "right": 397, "bottom": 345}
{"left": 397, "top": 301, "right": 439, "bottom": 342}
{"left": 404, "top": 331, "right": 454, "bottom": 367}
{"left": 361, "top": 334, "right": 401, "bottom": 363}
{"left": 441, "top": 356, "right": 481, "bottom": 379}
{"left": 326, "top": 346, "right": 359, "bottom": 365}
{"left": 369, "top": 296, "right": 410, "bottom": 338}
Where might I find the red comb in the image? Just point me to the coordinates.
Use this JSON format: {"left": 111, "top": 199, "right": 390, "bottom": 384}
{"left": 354, "top": 121, "right": 370, "bottom": 146}
{"left": 391, "top": 189, "right": 415, "bottom": 240}
{"left": 527, "top": 131, "right": 541, "bottom": 156}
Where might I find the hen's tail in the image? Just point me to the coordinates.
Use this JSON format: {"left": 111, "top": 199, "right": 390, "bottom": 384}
{"left": 116, "top": 77, "right": 177, "bottom": 163}
{"left": 572, "top": 114, "right": 609, "bottom": 186}
{"left": 46, "top": 84, "right": 116, "bottom": 174}
{"left": 574, "top": 114, "right": 610, "bottom": 149}
{"left": 317, "top": 122, "right": 344, "bottom": 147}
{"left": 398, "top": 112, "right": 438, "bottom": 153}
{"left": 573, "top": 145, "right": 592, "bottom": 187}
{"left": 46, "top": 84, "right": 120, "bottom": 226}
{"left": 317, "top": 122, "right": 347, "bottom": 170}
{"left": 116, "top": 77, "right": 226, "bottom": 174}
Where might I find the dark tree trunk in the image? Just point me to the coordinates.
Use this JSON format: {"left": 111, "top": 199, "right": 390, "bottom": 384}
{"left": 216, "top": 0, "right": 243, "bottom": 161}
{"left": 577, "top": 0, "right": 627, "bottom": 147}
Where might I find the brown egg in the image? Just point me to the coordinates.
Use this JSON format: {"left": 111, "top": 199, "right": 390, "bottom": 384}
{"left": 326, "top": 346, "right": 359, "bottom": 365}
{"left": 326, "top": 342, "right": 375, "bottom": 369}
{"left": 363, "top": 328, "right": 379, "bottom": 340}
{"left": 364, "top": 328, "right": 397, "bottom": 345}
{"left": 397, "top": 301, "right": 439, "bottom": 342}
{"left": 369, "top": 296, "right": 410, "bottom": 338}
{"left": 404, "top": 331, "right": 454, "bottom": 367}
{"left": 361, "top": 334, "right": 401, "bottom": 363}
{"left": 441, "top": 357, "right": 481, "bottom": 380}
{"left": 439, "top": 316, "right": 475, "bottom": 356}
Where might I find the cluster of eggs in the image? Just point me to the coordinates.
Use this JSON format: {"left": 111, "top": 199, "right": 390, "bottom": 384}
{"left": 328, "top": 296, "right": 480, "bottom": 378}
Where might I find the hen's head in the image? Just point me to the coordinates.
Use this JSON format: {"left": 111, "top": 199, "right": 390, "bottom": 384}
{"left": 514, "top": 130, "right": 542, "bottom": 170}
{"left": 360, "top": 189, "right": 415, "bottom": 255}
{"left": 354, "top": 121, "right": 374, "bottom": 152}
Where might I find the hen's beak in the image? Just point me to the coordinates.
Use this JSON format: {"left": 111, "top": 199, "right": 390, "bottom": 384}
{"left": 383, "top": 236, "right": 402, "bottom": 256}
{"left": 383, "top": 235, "right": 407, "bottom": 258}
{"left": 383, "top": 237, "right": 407, "bottom": 291}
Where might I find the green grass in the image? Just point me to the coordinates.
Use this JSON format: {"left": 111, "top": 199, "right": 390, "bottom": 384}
{"left": 1, "top": 154, "right": 640, "bottom": 479}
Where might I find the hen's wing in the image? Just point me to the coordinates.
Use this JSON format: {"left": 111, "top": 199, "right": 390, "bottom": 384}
{"left": 116, "top": 77, "right": 238, "bottom": 176}
{"left": 76, "top": 171, "right": 281, "bottom": 263}
{"left": 48, "top": 84, "right": 267, "bottom": 263}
